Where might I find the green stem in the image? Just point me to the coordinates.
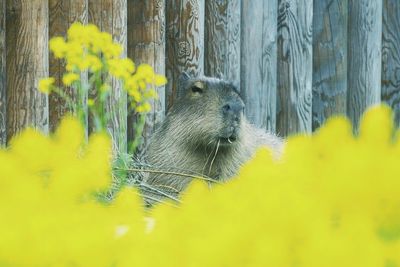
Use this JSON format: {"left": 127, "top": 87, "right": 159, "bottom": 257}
{"left": 51, "top": 86, "right": 74, "bottom": 111}
{"left": 77, "top": 74, "right": 88, "bottom": 132}
{"left": 128, "top": 113, "right": 146, "bottom": 154}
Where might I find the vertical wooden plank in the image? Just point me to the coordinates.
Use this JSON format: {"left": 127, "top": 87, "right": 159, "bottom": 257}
{"left": 87, "top": 0, "right": 103, "bottom": 137}
{"left": 260, "top": 0, "right": 278, "bottom": 133}
{"left": 0, "top": 0, "right": 6, "bottom": 145}
{"left": 109, "top": 0, "right": 127, "bottom": 152}
{"left": 382, "top": 0, "right": 400, "bottom": 127}
{"left": 348, "top": 0, "right": 382, "bottom": 131}
{"left": 276, "top": 0, "right": 313, "bottom": 136}
{"left": 88, "top": 0, "right": 102, "bottom": 29}
{"left": 312, "top": 0, "right": 348, "bottom": 131}
{"left": 89, "top": 0, "right": 128, "bottom": 152}
{"left": 241, "top": 0, "right": 278, "bottom": 132}
{"left": 6, "top": 0, "right": 49, "bottom": 142}
{"left": 204, "top": 0, "right": 240, "bottom": 87}
{"left": 49, "top": 0, "right": 88, "bottom": 132}
{"left": 127, "top": 0, "right": 166, "bottom": 153}
{"left": 165, "top": 0, "right": 205, "bottom": 108}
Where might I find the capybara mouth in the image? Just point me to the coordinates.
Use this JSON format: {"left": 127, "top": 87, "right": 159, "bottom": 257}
{"left": 219, "top": 134, "right": 237, "bottom": 145}
{"left": 219, "top": 125, "right": 240, "bottom": 145}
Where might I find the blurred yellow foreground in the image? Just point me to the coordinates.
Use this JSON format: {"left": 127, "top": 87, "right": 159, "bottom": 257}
{"left": 1, "top": 106, "right": 399, "bottom": 267}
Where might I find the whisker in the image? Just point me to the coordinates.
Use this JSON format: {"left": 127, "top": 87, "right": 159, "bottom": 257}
{"left": 202, "top": 139, "right": 216, "bottom": 175}
{"left": 208, "top": 139, "right": 220, "bottom": 176}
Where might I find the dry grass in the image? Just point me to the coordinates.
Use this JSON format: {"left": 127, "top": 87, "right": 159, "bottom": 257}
{"left": 96, "top": 151, "right": 219, "bottom": 208}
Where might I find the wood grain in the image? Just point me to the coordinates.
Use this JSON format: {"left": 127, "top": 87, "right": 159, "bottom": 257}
{"left": 1, "top": 0, "right": 396, "bottom": 142}
{"left": 241, "top": 0, "right": 278, "bottom": 132}
{"left": 49, "top": 0, "right": 88, "bottom": 132}
{"left": 312, "top": 0, "right": 347, "bottom": 131}
{"left": 89, "top": 0, "right": 128, "bottom": 152}
{"left": 382, "top": 0, "right": 400, "bottom": 128}
{"left": 204, "top": 0, "right": 240, "bottom": 87}
{"left": 87, "top": 0, "right": 104, "bottom": 135}
{"left": 348, "top": 0, "right": 382, "bottom": 131}
{"left": 6, "top": 0, "right": 49, "bottom": 143}
{"left": 277, "top": 0, "right": 313, "bottom": 136}
{"left": 165, "top": 0, "right": 205, "bottom": 108}
{"left": 0, "top": 0, "right": 5, "bottom": 144}
{"left": 127, "top": 0, "right": 166, "bottom": 154}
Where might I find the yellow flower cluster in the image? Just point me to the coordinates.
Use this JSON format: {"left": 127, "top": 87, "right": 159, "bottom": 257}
{"left": 0, "top": 117, "right": 144, "bottom": 266}
{"left": 1, "top": 106, "right": 400, "bottom": 266}
{"left": 38, "top": 77, "right": 55, "bottom": 94}
{"left": 49, "top": 23, "right": 121, "bottom": 72}
{"left": 46, "top": 22, "right": 166, "bottom": 113}
{"left": 127, "top": 64, "right": 166, "bottom": 112}
{"left": 146, "top": 105, "right": 400, "bottom": 267}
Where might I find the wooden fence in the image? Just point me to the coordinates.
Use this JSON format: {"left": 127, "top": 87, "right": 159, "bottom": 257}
{"left": 0, "top": 0, "right": 399, "bottom": 151}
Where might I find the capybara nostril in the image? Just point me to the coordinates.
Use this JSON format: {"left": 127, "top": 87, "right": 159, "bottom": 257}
{"left": 222, "top": 104, "right": 231, "bottom": 114}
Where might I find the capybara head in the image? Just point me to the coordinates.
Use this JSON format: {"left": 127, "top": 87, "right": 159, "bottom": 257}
{"left": 168, "top": 72, "right": 245, "bottom": 148}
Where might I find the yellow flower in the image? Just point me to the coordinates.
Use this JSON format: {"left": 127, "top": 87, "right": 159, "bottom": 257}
{"left": 155, "top": 74, "right": 167, "bottom": 86}
{"left": 49, "top": 37, "right": 67, "bottom": 58}
{"left": 120, "top": 58, "right": 135, "bottom": 74}
{"left": 38, "top": 77, "right": 55, "bottom": 94}
{"left": 65, "top": 41, "right": 84, "bottom": 65}
{"left": 1, "top": 107, "right": 400, "bottom": 266}
{"left": 62, "top": 73, "right": 79, "bottom": 86}
{"left": 65, "top": 63, "right": 75, "bottom": 72}
{"left": 81, "top": 24, "right": 100, "bottom": 47}
{"left": 87, "top": 54, "right": 103, "bottom": 72}
{"left": 143, "top": 88, "right": 158, "bottom": 99}
{"left": 108, "top": 59, "right": 126, "bottom": 78}
{"left": 99, "top": 32, "right": 113, "bottom": 45}
{"left": 47, "top": 23, "right": 165, "bottom": 121}
{"left": 136, "top": 64, "right": 154, "bottom": 79}
{"left": 130, "top": 91, "right": 142, "bottom": 102}
{"left": 136, "top": 102, "right": 151, "bottom": 113}
{"left": 67, "top": 22, "right": 85, "bottom": 41}
{"left": 0, "top": 117, "right": 146, "bottom": 266}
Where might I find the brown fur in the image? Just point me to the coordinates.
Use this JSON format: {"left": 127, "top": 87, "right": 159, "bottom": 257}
{"left": 142, "top": 73, "right": 283, "bottom": 204}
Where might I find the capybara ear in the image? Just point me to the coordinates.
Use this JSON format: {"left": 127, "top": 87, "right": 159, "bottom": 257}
{"left": 179, "top": 71, "right": 191, "bottom": 81}
{"left": 177, "top": 71, "right": 192, "bottom": 98}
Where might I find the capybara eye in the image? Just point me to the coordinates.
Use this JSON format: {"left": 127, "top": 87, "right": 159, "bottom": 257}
{"left": 191, "top": 85, "right": 203, "bottom": 94}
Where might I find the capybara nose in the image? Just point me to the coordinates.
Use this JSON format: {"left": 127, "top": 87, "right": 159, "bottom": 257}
{"left": 222, "top": 100, "right": 244, "bottom": 122}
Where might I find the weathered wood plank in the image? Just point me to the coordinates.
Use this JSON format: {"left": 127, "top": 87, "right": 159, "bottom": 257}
{"left": 107, "top": 0, "right": 127, "bottom": 152}
{"left": 204, "top": 0, "right": 240, "bottom": 87}
{"left": 87, "top": 0, "right": 103, "bottom": 136}
{"left": 127, "top": 0, "right": 166, "bottom": 153}
{"left": 259, "top": 0, "right": 279, "bottom": 133}
{"left": 312, "top": 0, "right": 347, "bottom": 131}
{"left": 165, "top": 0, "right": 205, "bottom": 108}
{"left": 89, "top": 0, "right": 128, "bottom": 152}
{"left": 277, "top": 0, "right": 313, "bottom": 136}
{"left": 241, "top": 0, "right": 278, "bottom": 132}
{"left": 49, "top": 0, "right": 88, "bottom": 132}
{"left": 382, "top": 0, "right": 400, "bottom": 128}
{"left": 348, "top": 0, "right": 382, "bottom": 131}
{"left": 6, "top": 0, "right": 49, "bottom": 142}
{"left": 0, "top": 0, "right": 6, "bottom": 145}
